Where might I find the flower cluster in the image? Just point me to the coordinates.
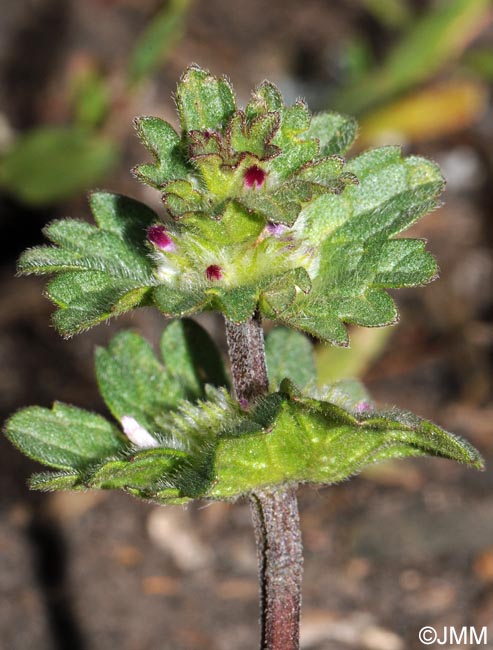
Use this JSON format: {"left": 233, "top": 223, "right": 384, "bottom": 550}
{"left": 17, "top": 65, "right": 444, "bottom": 343}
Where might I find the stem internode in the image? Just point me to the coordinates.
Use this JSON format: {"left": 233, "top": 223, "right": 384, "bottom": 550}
{"left": 225, "top": 314, "right": 303, "bottom": 650}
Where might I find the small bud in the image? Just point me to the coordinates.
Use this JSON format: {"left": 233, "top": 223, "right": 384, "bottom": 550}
{"left": 121, "top": 415, "right": 159, "bottom": 449}
{"left": 147, "top": 224, "right": 176, "bottom": 252}
{"left": 355, "top": 401, "right": 372, "bottom": 414}
{"left": 206, "top": 264, "right": 223, "bottom": 281}
{"left": 244, "top": 165, "right": 266, "bottom": 188}
{"left": 266, "top": 222, "right": 289, "bottom": 237}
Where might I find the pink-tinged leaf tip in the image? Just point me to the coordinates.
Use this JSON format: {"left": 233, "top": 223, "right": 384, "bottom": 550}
{"left": 244, "top": 165, "right": 266, "bottom": 188}
{"left": 206, "top": 264, "right": 223, "bottom": 281}
{"left": 147, "top": 225, "right": 176, "bottom": 252}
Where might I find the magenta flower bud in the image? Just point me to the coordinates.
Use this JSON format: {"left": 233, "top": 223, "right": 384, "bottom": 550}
{"left": 206, "top": 264, "right": 223, "bottom": 281}
{"left": 147, "top": 224, "right": 176, "bottom": 252}
{"left": 244, "top": 165, "right": 266, "bottom": 188}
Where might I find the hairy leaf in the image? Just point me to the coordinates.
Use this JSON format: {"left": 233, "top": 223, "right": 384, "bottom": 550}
{"left": 96, "top": 320, "right": 228, "bottom": 434}
{"left": 175, "top": 65, "right": 236, "bottom": 132}
{"left": 8, "top": 356, "right": 482, "bottom": 503}
{"left": 265, "top": 327, "right": 316, "bottom": 390}
{"left": 17, "top": 192, "right": 157, "bottom": 336}
{"left": 133, "top": 117, "right": 189, "bottom": 187}
{"left": 160, "top": 320, "right": 229, "bottom": 395}
{"left": 278, "top": 147, "right": 444, "bottom": 343}
{"left": 5, "top": 403, "right": 125, "bottom": 471}
{"left": 303, "top": 112, "right": 358, "bottom": 156}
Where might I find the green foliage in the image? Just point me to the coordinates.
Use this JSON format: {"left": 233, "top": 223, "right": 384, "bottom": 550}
{"left": 95, "top": 320, "right": 228, "bottom": 433}
{"left": 72, "top": 67, "right": 111, "bottom": 129}
{"left": 0, "top": 126, "right": 118, "bottom": 205}
{"left": 265, "top": 327, "right": 316, "bottom": 390}
{"left": 334, "top": 0, "right": 490, "bottom": 114}
{"left": 18, "top": 192, "right": 157, "bottom": 335}
{"left": 128, "top": 0, "right": 192, "bottom": 86}
{"left": 5, "top": 402, "right": 124, "bottom": 471}
{"left": 17, "top": 65, "right": 444, "bottom": 343}
{"left": 7, "top": 68, "right": 482, "bottom": 508}
{"left": 315, "top": 327, "right": 391, "bottom": 384}
{"left": 4, "top": 324, "right": 483, "bottom": 504}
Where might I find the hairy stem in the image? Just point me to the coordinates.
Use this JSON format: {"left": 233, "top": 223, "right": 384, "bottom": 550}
{"left": 225, "top": 313, "right": 303, "bottom": 650}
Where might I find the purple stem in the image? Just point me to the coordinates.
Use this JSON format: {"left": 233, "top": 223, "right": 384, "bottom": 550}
{"left": 225, "top": 313, "right": 303, "bottom": 650}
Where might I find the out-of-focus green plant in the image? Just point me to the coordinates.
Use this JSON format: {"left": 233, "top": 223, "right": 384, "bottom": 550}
{"left": 463, "top": 46, "right": 493, "bottom": 81}
{"left": 5, "top": 66, "right": 483, "bottom": 650}
{"left": 334, "top": 0, "right": 490, "bottom": 116}
{"left": 0, "top": 0, "right": 193, "bottom": 206}
{"left": 360, "top": 0, "right": 412, "bottom": 30}
{"left": 128, "top": 0, "right": 192, "bottom": 87}
{"left": 0, "top": 126, "right": 118, "bottom": 205}
{"left": 315, "top": 326, "right": 391, "bottom": 385}
{"left": 71, "top": 65, "right": 111, "bottom": 129}
{"left": 0, "top": 0, "right": 489, "bottom": 206}
{"left": 331, "top": 0, "right": 491, "bottom": 129}
{"left": 359, "top": 79, "right": 487, "bottom": 146}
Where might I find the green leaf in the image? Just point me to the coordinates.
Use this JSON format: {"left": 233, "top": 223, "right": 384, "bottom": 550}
{"left": 5, "top": 402, "right": 125, "bottom": 471}
{"left": 88, "top": 448, "right": 183, "bottom": 491}
{"left": 133, "top": 117, "right": 189, "bottom": 188}
{"left": 8, "top": 324, "right": 481, "bottom": 503}
{"left": 275, "top": 300, "right": 351, "bottom": 347}
{"left": 0, "top": 126, "right": 118, "bottom": 205}
{"left": 153, "top": 284, "right": 208, "bottom": 317}
{"left": 17, "top": 192, "right": 156, "bottom": 336}
{"left": 128, "top": 0, "right": 192, "bottom": 86}
{"left": 210, "top": 285, "right": 258, "bottom": 322}
{"left": 265, "top": 327, "right": 316, "bottom": 390}
{"left": 160, "top": 320, "right": 228, "bottom": 396}
{"left": 228, "top": 111, "right": 280, "bottom": 158}
{"left": 269, "top": 101, "right": 319, "bottom": 179}
{"left": 48, "top": 273, "right": 152, "bottom": 336}
{"left": 29, "top": 471, "right": 81, "bottom": 491}
{"left": 95, "top": 321, "right": 228, "bottom": 437}
{"left": 175, "top": 65, "right": 236, "bottom": 132}
{"left": 209, "top": 393, "right": 484, "bottom": 499}
{"left": 281, "top": 146, "right": 444, "bottom": 342}
{"left": 334, "top": 0, "right": 490, "bottom": 115}
{"left": 163, "top": 179, "right": 206, "bottom": 217}
{"left": 303, "top": 112, "right": 358, "bottom": 155}
{"left": 95, "top": 331, "right": 183, "bottom": 434}
{"left": 245, "top": 81, "right": 283, "bottom": 119}
{"left": 241, "top": 179, "right": 329, "bottom": 226}
{"left": 260, "top": 267, "right": 312, "bottom": 317}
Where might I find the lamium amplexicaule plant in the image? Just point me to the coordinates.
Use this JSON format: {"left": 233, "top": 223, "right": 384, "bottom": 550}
{"left": 4, "top": 66, "right": 484, "bottom": 649}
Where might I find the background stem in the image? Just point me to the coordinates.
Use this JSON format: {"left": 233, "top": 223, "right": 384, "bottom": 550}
{"left": 225, "top": 314, "right": 303, "bottom": 650}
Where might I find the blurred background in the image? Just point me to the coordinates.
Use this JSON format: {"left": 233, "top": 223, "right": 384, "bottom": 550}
{"left": 0, "top": 0, "right": 492, "bottom": 648}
